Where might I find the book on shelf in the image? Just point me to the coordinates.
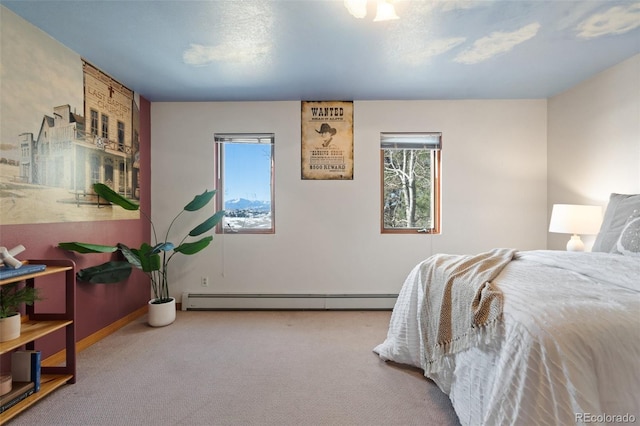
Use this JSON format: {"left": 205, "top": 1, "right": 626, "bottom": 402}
{"left": 0, "top": 264, "right": 46, "bottom": 280}
{"left": 0, "top": 381, "right": 35, "bottom": 413}
{"left": 11, "top": 350, "right": 41, "bottom": 392}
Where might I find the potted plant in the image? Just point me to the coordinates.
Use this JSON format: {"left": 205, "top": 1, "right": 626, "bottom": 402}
{"left": 0, "top": 282, "right": 41, "bottom": 341}
{"left": 59, "top": 183, "right": 224, "bottom": 327}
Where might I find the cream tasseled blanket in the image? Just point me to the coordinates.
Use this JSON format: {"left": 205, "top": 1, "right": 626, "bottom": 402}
{"left": 417, "top": 248, "right": 517, "bottom": 373}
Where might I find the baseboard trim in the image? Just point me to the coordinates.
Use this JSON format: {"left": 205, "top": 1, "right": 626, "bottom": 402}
{"left": 42, "top": 305, "right": 148, "bottom": 367}
{"left": 182, "top": 293, "right": 398, "bottom": 310}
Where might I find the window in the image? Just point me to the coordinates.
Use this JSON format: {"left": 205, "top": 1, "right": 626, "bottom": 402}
{"left": 90, "top": 155, "right": 100, "bottom": 183}
{"left": 214, "top": 133, "right": 275, "bottom": 234}
{"left": 381, "top": 132, "right": 441, "bottom": 234}
{"left": 90, "top": 109, "right": 98, "bottom": 136}
{"left": 101, "top": 114, "right": 109, "bottom": 139}
{"left": 117, "top": 121, "right": 125, "bottom": 150}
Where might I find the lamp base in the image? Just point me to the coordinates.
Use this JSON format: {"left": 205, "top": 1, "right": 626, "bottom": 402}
{"left": 566, "top": 235, "right": 584, "bottom": 251}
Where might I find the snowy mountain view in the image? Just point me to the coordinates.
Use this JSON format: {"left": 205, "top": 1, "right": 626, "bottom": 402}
{"left": 223, "top": 198, "right": 272, "bottom": 230}
{"left": 224, "top": 198, "right": 270, "bottom": 211}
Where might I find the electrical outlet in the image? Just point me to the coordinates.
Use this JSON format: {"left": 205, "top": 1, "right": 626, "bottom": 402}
{"left": 201, "top": 276, "right": 209, "bottom": 287}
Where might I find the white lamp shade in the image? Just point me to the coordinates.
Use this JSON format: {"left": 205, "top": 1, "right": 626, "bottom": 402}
{"left": 549, "top": 204, "right": 602, "bottom": 235}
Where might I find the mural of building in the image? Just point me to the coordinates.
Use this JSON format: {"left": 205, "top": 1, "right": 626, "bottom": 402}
{"left": 18, "top": 61, "right": 139, "bottom": 200}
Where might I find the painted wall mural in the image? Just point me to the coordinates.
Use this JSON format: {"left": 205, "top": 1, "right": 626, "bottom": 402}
{"left": 0, "top": 11, "right": 139, "bottom": 225}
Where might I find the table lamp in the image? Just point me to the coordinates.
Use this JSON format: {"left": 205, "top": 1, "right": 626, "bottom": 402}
{"left": 549, "top": 204, "right": 602, "bottom": 251}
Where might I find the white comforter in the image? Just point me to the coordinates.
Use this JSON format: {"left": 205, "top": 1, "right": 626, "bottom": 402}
{"left": 374, "top": 250, "right": 640, "bottom": 426}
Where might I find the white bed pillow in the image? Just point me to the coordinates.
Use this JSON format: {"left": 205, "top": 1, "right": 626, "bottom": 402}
{"left": 592, "top": 193, "right": 640, "bottom": 253}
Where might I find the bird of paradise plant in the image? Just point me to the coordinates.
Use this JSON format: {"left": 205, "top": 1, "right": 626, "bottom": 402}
{"left": 59, "top": 183, "right": 224, "bottom": 304}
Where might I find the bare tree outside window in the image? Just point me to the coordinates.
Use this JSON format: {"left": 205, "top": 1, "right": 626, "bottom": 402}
{"left": 381, "top": 133, "right": 441, "bottom": 234}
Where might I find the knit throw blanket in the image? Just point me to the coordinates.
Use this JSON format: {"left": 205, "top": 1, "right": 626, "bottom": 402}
{"left": 417, "top": 248, "right": 517, "bottom": 373}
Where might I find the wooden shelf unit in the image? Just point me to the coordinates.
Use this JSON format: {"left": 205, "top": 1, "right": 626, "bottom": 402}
{"left": 0, "top": 259, "right": 76, "bottom": 423}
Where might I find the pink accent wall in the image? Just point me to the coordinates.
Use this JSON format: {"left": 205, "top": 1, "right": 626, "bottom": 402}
{"left": 0, "top": 97, "right": 151, "bottom": 358}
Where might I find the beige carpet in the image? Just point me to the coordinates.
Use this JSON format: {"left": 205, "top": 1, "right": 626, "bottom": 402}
{"left": 10, "top": 310, "right": 460, "bottom": 426}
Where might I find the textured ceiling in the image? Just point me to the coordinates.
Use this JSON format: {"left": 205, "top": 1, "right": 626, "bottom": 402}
{"left": 2, "top": 0, "right": 639, "bottom": 101}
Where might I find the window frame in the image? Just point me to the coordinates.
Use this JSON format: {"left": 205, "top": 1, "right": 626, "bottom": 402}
{"left": 101, "top": 113, "right": 109, "bottom": 139}
{"left": 214, "top": 133, "right": 275, "bottom": 235}
{"left": 380, "top": 132, "right": 441, "bottom": 235}
{"left": 117, "top": 121, "right": 125, "bottom": 149}
{"left": 90, "top": 109, "right": 99, "bottom": 136}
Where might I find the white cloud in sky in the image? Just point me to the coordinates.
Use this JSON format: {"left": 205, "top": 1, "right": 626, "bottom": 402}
{"left": 183, "top": 43, "right": 271, "bottom": 66}
{"left": 576, "top": 3, "right": 640, "bottom": 39}
{"left": 454, "top": 22, "right": 541, "bottom": 65}
{"left": 402, "top": 37, "right": 467, "bottom": 65}
{"left": 182, "top": 0, "right": 273, "bottom": 67}
{"left": 437, "top": 0, "right": 492, "bottom": 12}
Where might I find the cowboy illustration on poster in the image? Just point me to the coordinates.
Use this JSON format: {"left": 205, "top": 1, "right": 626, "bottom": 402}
{"left": 301, "top": 101, "right": 353, "bottom": 180}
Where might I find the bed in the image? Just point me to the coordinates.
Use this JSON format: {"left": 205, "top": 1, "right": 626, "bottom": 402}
{"left": 374, "top": 193, "right": 640, "bottom": 426}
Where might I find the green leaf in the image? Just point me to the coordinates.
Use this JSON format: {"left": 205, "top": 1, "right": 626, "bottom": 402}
{"left": 144, "top": 253, "right": 161, "bottom": 273}
{"left": 189, "top": 210, "right": 225, "bottom": 236}
{"left": 183, "top": 190, "right": 216, "bottom": 212}
{"left": 0, "top": 283, "right": 41, "bottom": 317}
{"left": 135, "top": 243, "right": 161, "bottom": 273}
{"left": 117, "top": 243, "right": 142, "bottom": 269}
{"left": 93, "top": 183, "right": 139, "bottom": 211}
{"left": 58, "top": 242, "right": 118, "bottom": 254}
{"left": 77, "top": 261, "right": 132, "bottom": 283}
{"left": 151, "top": 242, "right": 174, "bottom": 254}
{"left": 174, "top": 236, "right": 213, "bottom": 255}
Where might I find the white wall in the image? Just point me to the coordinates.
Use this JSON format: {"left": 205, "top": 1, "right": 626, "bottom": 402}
{"left": 151, "top": 100, "right": 547, "bottom": 300}
{"left": 547, "top": 54, "right": 640, "bottom": 250}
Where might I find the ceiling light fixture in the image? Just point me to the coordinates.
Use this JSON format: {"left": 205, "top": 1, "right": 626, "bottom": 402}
{"left": 344, "top": 0, "right": 399, "bottom": 22}
{"left": 373, "top": 1, "right": 399, "bottom": 22}
{"left": 344, "top": 0, "right": 367, "bottom": 19}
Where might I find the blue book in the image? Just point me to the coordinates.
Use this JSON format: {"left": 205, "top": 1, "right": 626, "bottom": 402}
{"left": 0, "top": 264, "right": 46, "bottom": 280}
{"left": 30, "top": 351, "right": 41, "bottom": 392}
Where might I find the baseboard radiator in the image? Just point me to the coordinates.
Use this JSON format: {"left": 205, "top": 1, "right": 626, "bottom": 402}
{"left": 181, "top": 293, "right": 398, "bottom": 311}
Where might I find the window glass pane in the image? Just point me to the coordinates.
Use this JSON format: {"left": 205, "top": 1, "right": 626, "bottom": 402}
{"left": 101, "top": 114, "right": 109, "bottom": 139}
{"left": 383, "top": 149, "right": 434, "bottom": 230}
{"left": 90, "top": 110, "right": 98, "bottom": 135}
{"left": 117, "top": 121, "right": 125, "bottom": 148}
{"left": 222, "top": 142, "right": 273, "bottom": 231}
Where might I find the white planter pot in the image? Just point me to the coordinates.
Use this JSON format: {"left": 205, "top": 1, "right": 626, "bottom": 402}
{"left": 0, "top": 313, "right": 21, "bottom": 342}
{"left": 147, "top": 297, "right": 176, "bottom": 327}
